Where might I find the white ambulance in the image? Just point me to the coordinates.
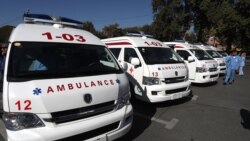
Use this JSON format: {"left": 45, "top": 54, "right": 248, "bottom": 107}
{"left": 210, "top": 46, "right": 228, "bottom": 57}
{"left": 102, "top": 32, "right": 191, "bottom": 103}
{"left": 2, "top": 14, "right": 133, "bottom": 141}
{"left": 195, "top": 44, "right": 226, "bottom": 74}
{"left": 164, "top": 42, "right": 219, "bottom": 83}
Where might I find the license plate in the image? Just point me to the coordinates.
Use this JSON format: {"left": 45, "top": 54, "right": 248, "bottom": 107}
{"left": 173, "top": 93, "right": 182, "bottom": 99}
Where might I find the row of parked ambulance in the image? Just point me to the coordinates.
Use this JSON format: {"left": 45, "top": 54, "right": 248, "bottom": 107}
{"left": 102, "top": 31, "right": 227, "bottom": 103}
{"left": 1, "top": 14, "right": 227, "bottom": 141}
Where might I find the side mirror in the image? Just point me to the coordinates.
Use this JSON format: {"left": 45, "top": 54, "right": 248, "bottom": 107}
{"left": 130, "top": 58, "right": 140, "bottom": 66}
{"left": 122, "top": 62, "right": 128, "bottom": 71}
{"left": 188, "top": 56, "right": 195, "bottom": 62}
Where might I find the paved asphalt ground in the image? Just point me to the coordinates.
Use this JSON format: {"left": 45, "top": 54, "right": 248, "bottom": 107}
{"left": 0, "top": 61, "right": 250, "bottom": 141}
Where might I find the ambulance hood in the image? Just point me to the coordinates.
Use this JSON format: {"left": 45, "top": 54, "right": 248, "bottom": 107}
{"left": 214, "top": 57, "right": 226, "bottom": 64}
{"left": 146, "top": 63, "right": 187, "bottom": 79}
{"left": 199, "top": 60, "right": 218, "bottom": 68}
{"left": 7, "top": 74, "right": 126, "bottom": 113}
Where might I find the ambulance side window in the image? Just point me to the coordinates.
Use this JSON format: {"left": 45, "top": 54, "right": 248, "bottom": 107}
{"left": 109, "top": 48, "right": 121, "bottom": 59}
{"left": 176, "top": 50, "right": 191, "bottom": 61}
{"left": 124, "top": 48, "right": 139, "bottom": 63}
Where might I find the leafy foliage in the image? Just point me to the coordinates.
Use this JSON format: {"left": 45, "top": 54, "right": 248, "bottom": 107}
{"left": 101, "top": 23, "right": 123, "bottom": 39}
{"left": 151, "top": 0, "right": 193, "bottom": 41}
{"left": 0, "top": 25, "right": 14, "bottom": 42}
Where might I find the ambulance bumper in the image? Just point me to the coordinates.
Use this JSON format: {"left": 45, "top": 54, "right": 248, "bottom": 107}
{"left": 6, "top": 104, "right": 133, "bottom": 141}
{"left": 192, "top": 71, "right": 219, "bottom": 83}
{"left": 145, "top": 80, "right": 191, "bottom": 103}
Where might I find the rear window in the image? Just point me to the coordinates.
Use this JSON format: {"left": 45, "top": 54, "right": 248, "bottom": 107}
{"left": 8, "top": 42, "right": 123, "bottom": 81}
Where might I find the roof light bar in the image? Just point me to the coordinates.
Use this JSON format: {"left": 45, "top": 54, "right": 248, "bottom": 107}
{"left": 23, "top": 13, "right": 83, "bottom": 28}
{"left": 126, "top": 31, "right": 154, "bottom": 38}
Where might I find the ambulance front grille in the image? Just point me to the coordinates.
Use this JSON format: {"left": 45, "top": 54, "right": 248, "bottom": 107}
{"left": 219, "top": 63, "right": 226, "bottom": 66}
{"left": 165, "top": 87, "right": 188, "bottom": 95}
{"left": 209, "top": 68, "right": 217, "bottom": 72}
{"left": 56, "top": 121, "right": 120, "bottom": 141}
{"left": 210, "top": 74, "right": 218, "bottom": 78}
{"left": 44, "top": 101, "right": 116, "bottom": 124}
{"left": 163, "top": 76, "right": 185, "bottom": 84}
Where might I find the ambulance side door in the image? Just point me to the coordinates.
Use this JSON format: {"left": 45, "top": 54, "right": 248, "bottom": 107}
{"left": 124, "top": 48, "right": 144, "bottom": 95}
{"left": 175, "top": 49, "right": 196, "bottom": 80}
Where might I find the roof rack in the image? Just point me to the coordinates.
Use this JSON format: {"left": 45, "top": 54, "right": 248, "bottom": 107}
{"left": 23, "top": 13, "right": 84, "bottom": 29}
{"left": 126, "top": 31, "right": 154, "bottom": 38}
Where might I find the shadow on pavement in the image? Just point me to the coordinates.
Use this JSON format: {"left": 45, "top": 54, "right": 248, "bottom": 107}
{"left": 240, "top": 109, "right": 250, "bottom": 130}
{"left": 115, "top": 99, "right": 157, "bottom": 141}
{"left": 116, "top": 92, "right": 193, "bottom": 141}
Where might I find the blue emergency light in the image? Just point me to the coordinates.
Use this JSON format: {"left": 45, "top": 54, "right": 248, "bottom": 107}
{"left": 23, "top": 13, "right": 83, "bottom": 29}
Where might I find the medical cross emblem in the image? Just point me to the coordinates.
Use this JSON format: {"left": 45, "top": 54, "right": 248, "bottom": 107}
{"left": 33, "top": 88, "right": 42, "bottom": 96}
{"left": 129, "top": 67, "right": 134, "bottom": 74}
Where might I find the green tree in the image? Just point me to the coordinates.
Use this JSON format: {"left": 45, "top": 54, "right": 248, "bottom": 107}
{"left": 0, "top": 25, "right": 14, "bottom": 42}
{"left": 190, "top": 0, "right": 250, "bottom": 50}
{"left": 234, "top": 0, "right": 250, "bottom": 50}
{"left": 151, "top": 0, "right": 192, "bottom": 41}
{"left": 101, "top": 23, "right": 123, "bottom": 38}
{"left": 82, "top": 21, "right": 98, "bottom": 36}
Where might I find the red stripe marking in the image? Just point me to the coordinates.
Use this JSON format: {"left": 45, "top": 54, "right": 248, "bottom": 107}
{"left": 175, "top": 45, "right": 184, "bottom": 48}
{"left": 105, "top": 42, "right": 132, "bottom": 46}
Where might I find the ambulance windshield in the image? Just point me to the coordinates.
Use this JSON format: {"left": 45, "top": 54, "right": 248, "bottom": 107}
{"left": 8, "top": 42, "right": 123, "bottom": 81}
{"left": 138, "top": 47, "right": 183, "bottom": 65}
{"left": 217, "top": 50, "right": 228, "bottom": 57}
{"left": 190, "top": 49, "right": 213, "bottom": 60}
{"left": 206, "top": 50, "right": 223, "bottom": 58}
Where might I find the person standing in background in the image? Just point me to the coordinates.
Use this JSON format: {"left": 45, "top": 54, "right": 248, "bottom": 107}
{"left": 239, "top": 52, "right": 246, "bottom": 76}
{"left": 224, "top": 49, "right": 241, "bottom": 85}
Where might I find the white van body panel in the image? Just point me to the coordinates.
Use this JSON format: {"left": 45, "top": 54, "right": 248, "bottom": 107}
{"left": 164, "top": 42, "right": 220, "bottom": 83}
{"left": 3, "top": 18, "right": 132, "bottom": 140}
{"left": 103, "top": 37, "right": 191, "bottom": 103}
{"left": 7, "top": 75, "right": 119, "bottom": 113}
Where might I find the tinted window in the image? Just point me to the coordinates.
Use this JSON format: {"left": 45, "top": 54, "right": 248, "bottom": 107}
{"left": 109, "top": 48, "right": 121, "bottom": 59}
{"left": 176, "top": 50, "right": 191, "bottom": 60}
{"left": 190, "top": 49, "right": 213, "bottom": 60}
{"left": 124, "top": 48, "right": 139, "bottom": 63}
{"left": 138, "top": 47, "right": 183, "bottom": 64}
{"left": 8, "top": 42, "right": 122, "bottom": 81}
{"left": 206, "top": 50, "right": 222, "bottom": 58}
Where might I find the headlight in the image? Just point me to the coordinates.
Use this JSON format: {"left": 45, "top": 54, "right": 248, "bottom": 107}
{"left": 219, "top": 63, "right": 226, "bottom": 66}
{"left": 117, "top": 92, "right": 130, "bottom": 110}
{"left": 142, "top": 76, "right": 161, "bottom": 85}
{"left": 196, "top": 67, "right": 208, "bottom": 73}
{"left": 2, "top": 112, "right": 45, "bottom": 131}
